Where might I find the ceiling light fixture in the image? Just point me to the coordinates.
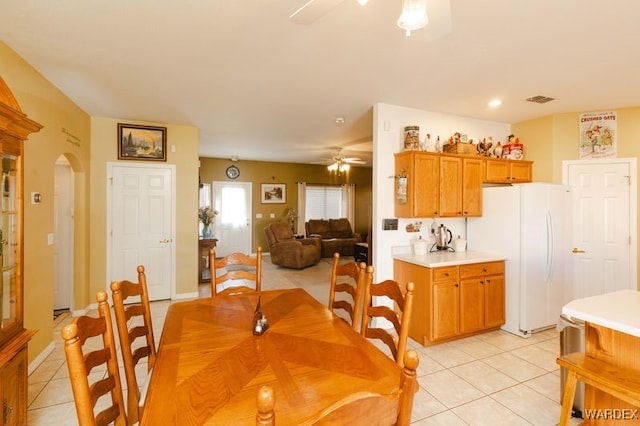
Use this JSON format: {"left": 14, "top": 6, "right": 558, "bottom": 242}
{"left": 335, "top": 116, "right": 345, "bottom": 124}
{"left": 327, "top": 160, "right": 350, "bottom": 174}
{"left": 357, "top": 0, "right": 369, "bottom": 6}
{"left": 488, "top": 99, "right": 502, "bottom": 107}
{"left": 397, "top": 0, "right": 428, "bottom": 37}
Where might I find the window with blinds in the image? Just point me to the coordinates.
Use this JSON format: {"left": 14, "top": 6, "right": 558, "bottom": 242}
{"left": 305, "top": 186, "right": 343, "bottom": 220}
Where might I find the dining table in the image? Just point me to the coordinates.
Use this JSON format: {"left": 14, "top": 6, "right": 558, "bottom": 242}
{"left": 140, "top": 288, "right": 403, "bottom": 425}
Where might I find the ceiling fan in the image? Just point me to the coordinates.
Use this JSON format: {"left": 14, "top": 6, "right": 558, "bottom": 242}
{"left": 290, "top": 0, "right": 452, "bottom": 38}
{"left": 313, "top": 148, "right": 366, "bottom": 171}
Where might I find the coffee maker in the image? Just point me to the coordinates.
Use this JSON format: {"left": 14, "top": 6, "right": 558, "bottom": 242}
{"left": 434, "top": 224, "right": 453, "bottom": 251}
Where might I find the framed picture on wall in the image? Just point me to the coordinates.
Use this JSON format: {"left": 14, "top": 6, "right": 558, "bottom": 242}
{"left": 117, "top": 123, "right": 167, "bottom": 161}
{"left": 261, "top": 183, "right": 286, "bottom": 204}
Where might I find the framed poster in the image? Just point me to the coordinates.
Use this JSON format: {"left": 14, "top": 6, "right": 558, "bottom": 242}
{"left": 261, "top": 183, "right": 286, "bottom": 203}
{"left": 117, "top": 123, "right": 167, "bottom": 161}
{"left": 579, "top": 111, "right": 616, "bottom": 159}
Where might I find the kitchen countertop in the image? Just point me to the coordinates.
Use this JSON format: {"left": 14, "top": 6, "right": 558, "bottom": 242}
{"left": 393, "top": 250, "right": 506, "bottom": 268}
{"left": 562, "top": 289, "right": 640, "bottom": 338}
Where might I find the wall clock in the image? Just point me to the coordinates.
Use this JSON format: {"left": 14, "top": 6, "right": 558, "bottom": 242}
{"left": 226, "top": 165, "right": 240, "bottom": 179}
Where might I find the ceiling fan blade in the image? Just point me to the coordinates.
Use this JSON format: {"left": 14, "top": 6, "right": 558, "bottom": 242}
{"left": 290, "top": 0, "right": 346, "bottom": 25}
{"left": 345, "top": 158, "right": 366, "bottom": 164}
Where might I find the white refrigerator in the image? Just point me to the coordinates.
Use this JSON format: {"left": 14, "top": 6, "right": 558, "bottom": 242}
{"left": 467, "top": 183, "right": 571, "bottom": 338}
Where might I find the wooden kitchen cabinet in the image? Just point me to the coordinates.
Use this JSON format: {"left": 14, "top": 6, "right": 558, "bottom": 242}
{"left": 395, "top": 151, "right": 440, "bottom": 218}
{"left": 459, "top": 262, "right": 505, "bottom": 334}
{"left": 395, "top": 151, "right": 482, "bottom": 218}
{"left": 394, "top": 259, "right": 505, "bottom": 346}
{"left": 431, "top": 266, "right": 460, "bottom": 341}
{"left": 484, "top": 158, "right": 533, "bottom": 183}
{"left": 0, "top": 77, "right": 41, "bottom": 426}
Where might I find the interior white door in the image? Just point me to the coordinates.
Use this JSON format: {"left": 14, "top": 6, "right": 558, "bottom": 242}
{"left": 108, "top": 164, "right": 174, "bottom": 300}
{"left": 213, "top": 181, "right": 251, "bottom": 257}
{"left": 563, "top": 159, "right": 636, "bottom": 299}
{"left": 53, "top": 159, "right": 74, "bottom": 310}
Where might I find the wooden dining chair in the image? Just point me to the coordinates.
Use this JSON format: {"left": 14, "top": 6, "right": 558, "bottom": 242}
{"left": 110, "top": 265, "right": 157, "bottom": 425}
{"left": 328, "top": 252, "right": 366, "bottom": 331}
{"left": 62, "top": 291, "right": 127, "bottom": 426}
{"left": 255, "top": 350, "right": 419, "bottom": 426}
{"left": 361, "top": 265, "right": 415, "bottom": 367}
{"left": 209, "top": 246, "right": 262, "bottom": 296}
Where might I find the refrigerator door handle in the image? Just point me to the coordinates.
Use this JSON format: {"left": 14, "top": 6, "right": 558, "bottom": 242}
{"left": 545, "top": 210, "right": 553, "bottom": 282}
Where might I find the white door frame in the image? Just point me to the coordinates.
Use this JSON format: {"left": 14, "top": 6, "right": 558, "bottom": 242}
{"left": 562, "top": 157, "right": 637, "bottom": 290}
{"left": 106, "top": 162, "right": 176, "bottom": 298}
{"left": 53, "top": 157, "right": 74, "bottom": 311}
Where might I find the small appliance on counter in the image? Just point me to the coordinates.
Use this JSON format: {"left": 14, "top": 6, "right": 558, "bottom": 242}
{"left": 413, "top": 236, "right": 429, "bottom": 256}
{"left": 431, "top": 224, "right": 454, "bottom": 252}
{"left": 453, "top": 235, "right": 467, "bottom": 252}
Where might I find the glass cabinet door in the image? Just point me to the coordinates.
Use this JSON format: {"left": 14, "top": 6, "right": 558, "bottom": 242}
{"left": 0, "top": 153, "right": 21, "bottom": 345}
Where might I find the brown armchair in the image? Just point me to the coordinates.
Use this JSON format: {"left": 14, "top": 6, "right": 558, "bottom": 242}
{"left": 264, "top": 221, "right": 321, "bottom": 269}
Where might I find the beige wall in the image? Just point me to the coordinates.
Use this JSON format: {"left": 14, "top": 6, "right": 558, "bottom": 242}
{"left": 513, "top": 107, "right": 640, "bottom": 287}
{"left": 199, "top": 158, "right": 372, "bottom": 252}
{"left": 0, "top": 42, "right": 91, "bottom": 363}
{"left": 90, "top": 118, "right": 200, "bottom": 298}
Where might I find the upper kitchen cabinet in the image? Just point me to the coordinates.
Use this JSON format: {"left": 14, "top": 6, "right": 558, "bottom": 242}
{"left": 484, "top": 158, "right": 533, "bottom": 183}
{"left": 0, "top": 76, "right": 42, "bottom": 426}
{"left": 395, "top": 151, "right": 482, "bottom": 218}
{"left": 395, "top": 151, "right": 440, "bottom": 218}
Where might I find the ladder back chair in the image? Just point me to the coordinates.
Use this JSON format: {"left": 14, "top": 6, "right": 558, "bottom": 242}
{"left": 255, "top": 350, "right": 419, "bottom": 426}
{"left": 62, "top": 291, "right": 127, "bottom": 426}
{"left": 328, "top": 252, "right": 366, "bottom": 331}
{"left": 209, "top": 246, "right": 262, "bottom": 296}
{"left": 361, "top": 265, "right": 415, "bottom": 367}
{"left": 110, "top": 265, "right": 157, "bottom": 425}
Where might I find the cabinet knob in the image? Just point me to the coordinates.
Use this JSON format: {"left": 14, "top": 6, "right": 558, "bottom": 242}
{"left": 444, "top": 272, "right": 449, "bottom": 277}
{"left": 455, "top": 283, "right": 459, "bottom": 287}
{"left": 480, "top": 280, "right": 484, "bottom": 285}
{"left": 486, "top": 279, "right": 491, "bottom": 283}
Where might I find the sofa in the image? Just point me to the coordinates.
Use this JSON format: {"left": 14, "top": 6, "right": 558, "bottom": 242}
{"left": 305, "top": 218, "right": 362, "bottom": 258}
{"left": 263, "top": 221, "right": 321, "bottom": 269}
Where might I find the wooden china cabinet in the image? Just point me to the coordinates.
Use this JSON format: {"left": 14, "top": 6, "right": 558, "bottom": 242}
{"left": 0, "top": 76, "right": 42, "bottom": 425}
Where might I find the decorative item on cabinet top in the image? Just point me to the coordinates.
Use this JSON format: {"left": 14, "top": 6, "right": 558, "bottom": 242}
{"left": 398, "top": 130, "right": 526, "bottom": 160}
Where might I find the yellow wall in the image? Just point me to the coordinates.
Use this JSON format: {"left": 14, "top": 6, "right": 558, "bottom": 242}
{"left": 90, "top": 118, "right": 200, "bottom": 298}
{"left": 0, "top": 42, "right": 91, "bottom": 363}
{"left": 199, "top": 158, "right": 372, "bottom": 252}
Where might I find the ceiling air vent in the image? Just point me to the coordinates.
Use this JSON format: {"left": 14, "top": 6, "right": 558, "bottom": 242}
{"left": 525, "top": 95, "right": 555, "bottom": 104}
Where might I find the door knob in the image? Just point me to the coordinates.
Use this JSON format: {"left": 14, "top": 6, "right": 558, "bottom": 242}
{"left": 571, "top": 248, "right": 585, "bottom": 253}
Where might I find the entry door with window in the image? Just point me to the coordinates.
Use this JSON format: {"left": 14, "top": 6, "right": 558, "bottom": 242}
{"left": 108, "top": 163, "right": 174, "bottom": 300}
{"left": 213, "top": 181, "right": 251, "bottom": 257}
{"left": 563, "top": 158, "right": 636, "bottom": 299}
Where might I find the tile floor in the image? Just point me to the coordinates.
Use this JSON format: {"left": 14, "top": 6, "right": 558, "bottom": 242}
{"left": 27, "top": 257, "right": 580, "bottom": 425}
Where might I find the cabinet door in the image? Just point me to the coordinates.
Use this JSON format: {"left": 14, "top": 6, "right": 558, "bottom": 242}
{"left": 484, "top": 273, "right": 505, "bottom": 328}
{"left": 483, "top": 159, "right": 510, "bottom": 183}
{"left": 0, "top": 153, "right": 22, "bottom": 346}
{"left": 439, "top": 156, "right": 462, "bottom": 217}
{"left": 432, "top": 280, "right": 459, "bottom": 340}
{"left": 462, "top": 158, "right": 483, "bottom": 217}
{"left": 413, "top": 153, "right": 440, "bottom": 217}
{"left": 459, "top": 278, "right": 484, "bottom": 334}
{"left": 510, "top": 161, "right": 533, "bottom": 183}
{"left": 1, "top": 348, "right": 27, "bottom": 426}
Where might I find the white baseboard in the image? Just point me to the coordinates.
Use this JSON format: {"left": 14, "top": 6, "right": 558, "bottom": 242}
{"left": 173, "top": 291, "right": 199, "bottom": 300}
{"left": 29, "top": 341, "right": 56, "bottom": 375}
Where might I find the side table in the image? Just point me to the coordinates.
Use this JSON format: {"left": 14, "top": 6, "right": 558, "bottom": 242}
{"left": 199, "top": 238, "right": 217, "bottom": 283}
{"left": 354, "top": 242, "right": 369, "bottom": 265}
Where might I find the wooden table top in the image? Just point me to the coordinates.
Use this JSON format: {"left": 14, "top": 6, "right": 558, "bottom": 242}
{"left": 141, "top": 288, "right": 402, "bottom": 425}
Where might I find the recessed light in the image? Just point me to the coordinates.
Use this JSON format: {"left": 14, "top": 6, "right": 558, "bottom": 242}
{"left": 488, "top": 99, "right": 502, "bottom": 108}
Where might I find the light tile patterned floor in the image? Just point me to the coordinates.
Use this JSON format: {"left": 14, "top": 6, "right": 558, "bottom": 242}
{"left": 27, "top": 256, "right": 579, "bottom": 425}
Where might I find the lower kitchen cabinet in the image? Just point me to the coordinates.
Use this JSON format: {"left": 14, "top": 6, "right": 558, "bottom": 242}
{"left": 394, "top": 259, "right": 505, "bottom": 346}
{"left": 459, "top": 262, "right": 505, "bottom": 334}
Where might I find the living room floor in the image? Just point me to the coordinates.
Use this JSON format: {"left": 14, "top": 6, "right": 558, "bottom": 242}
{"left": 27, "top": 256, "right": 580, "bottom": 425}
